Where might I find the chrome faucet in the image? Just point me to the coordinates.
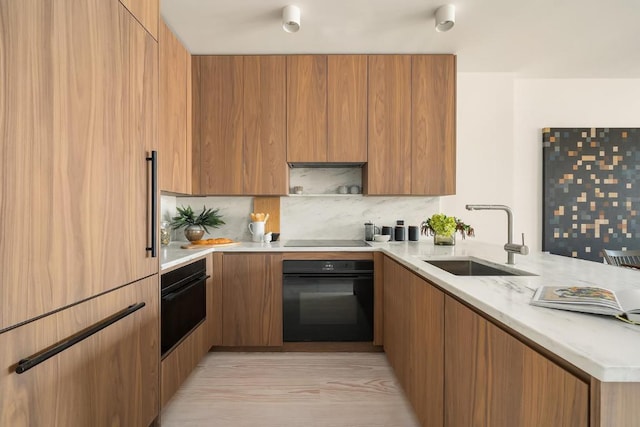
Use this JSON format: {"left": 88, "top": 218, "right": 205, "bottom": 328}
{"left": 465, "top": 204, "right": 529, "bottom": 265}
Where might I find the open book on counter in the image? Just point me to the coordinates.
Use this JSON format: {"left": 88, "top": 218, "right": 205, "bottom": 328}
{"left": 531, "top": 286, "right": 640, "bottom": 323}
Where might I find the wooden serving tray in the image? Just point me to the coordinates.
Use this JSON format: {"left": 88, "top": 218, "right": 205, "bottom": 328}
{"left": 180, "top": 242, "right": 241, "bottom": 249}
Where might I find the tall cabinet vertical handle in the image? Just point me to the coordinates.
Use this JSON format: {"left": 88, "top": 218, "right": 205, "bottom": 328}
{"left": 146, "top": 151, "right": 157, "bottom": 258}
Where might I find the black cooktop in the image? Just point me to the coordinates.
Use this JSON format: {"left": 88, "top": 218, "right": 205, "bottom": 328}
{"left": 284, "top": 239, "right": 371, "bottom": 247}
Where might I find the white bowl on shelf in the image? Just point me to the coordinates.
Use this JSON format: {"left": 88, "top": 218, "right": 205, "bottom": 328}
{"left": 373, "top": 234, "right": 391, "bottom": 242}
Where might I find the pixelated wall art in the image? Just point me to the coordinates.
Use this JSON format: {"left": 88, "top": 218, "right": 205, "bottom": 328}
{"left": 543, "top": 128, "right": 639, "bottom": 262}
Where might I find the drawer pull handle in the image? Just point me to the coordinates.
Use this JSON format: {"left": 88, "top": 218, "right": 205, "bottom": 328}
{"left": 15, "top": 302, "right": 146, "bottom": 374}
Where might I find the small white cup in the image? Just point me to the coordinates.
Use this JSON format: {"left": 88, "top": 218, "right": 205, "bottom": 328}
{"left": 248, "top": 221, "right": 265, "bottom": 242}
{"left": 263, "top": 232, "right": 273, "bottom": 243}
{"left": 337, "top": 185, "right": 348, "bottom": 194}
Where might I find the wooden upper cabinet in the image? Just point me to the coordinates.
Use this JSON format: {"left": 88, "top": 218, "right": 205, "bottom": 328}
{"left": 243, "top": 56, "right": 288, "bottom": 195}
{"left": 327, "top": 55, "right": 368, "bottom": 163}
{"left": 194, "top": 56, "right": 244, "bottom": 195}
{"left": 287, "top": 55, "right": 328, "bottom": 163}
{"left": 412, "top": 55, "right": 456, "bottom": 195}
{"left": 159, "top": 19, "right": 191, "bottom": 194}
{"left": 444, "top": 296, "right": 589, "bottom": 427}
{"left": 222, "top": 253, "right": 283, "bottom": 347}
{"left": 366, "top": 55, "right": 412, "bottom": 195}
{"left": 119, "top": 0, "right": 158, "bottom": 39}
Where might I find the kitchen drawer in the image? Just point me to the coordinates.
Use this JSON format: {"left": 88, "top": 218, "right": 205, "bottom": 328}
{"left": 0, "top": 275, "right": 160, "bottom": 426}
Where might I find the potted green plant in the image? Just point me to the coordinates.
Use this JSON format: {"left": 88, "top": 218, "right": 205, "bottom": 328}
{"left": 420, "top": 213, "right": 474, "bottom": 245}
{"left": 170, "top": 205, "right": 225, "bottom": 242}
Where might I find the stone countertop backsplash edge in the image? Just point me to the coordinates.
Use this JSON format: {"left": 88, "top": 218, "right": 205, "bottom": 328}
{"left": 160, "top": 240, "right": 640, "bottom": 382}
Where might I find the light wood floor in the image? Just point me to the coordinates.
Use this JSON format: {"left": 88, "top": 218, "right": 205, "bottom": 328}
{"left": 160, "top": 352, "right": 420, "bottom": 427}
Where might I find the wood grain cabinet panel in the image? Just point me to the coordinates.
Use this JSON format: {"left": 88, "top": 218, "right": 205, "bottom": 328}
{"left": 159, "top": 19, "right": 191, "bottom": 194}
{"left": 287, "top": 55, "right": 328, "bottom": 163}
{"left": 0, "top": 275, "right": 159, "bottom": 426}
{"left": 0, "top": 0, "right": 157, "bottom": 330}
{"left": 365, "top": 55, "right": 412, "bottom": 195}
{"left": 194, "top": 56, "right": 244, "bottom": 195}
{"left": 243, "top": 56, "right": 288, "bottom": 195}
{"left": 411, "top": 55, "right": 456, "bottom": 195}
{"left": 208, "top": 252, "right": 224, "bottom": 347}
{"left": 126, "top": 5, "right": 159, "bottom": 277}
{"left": 194, "top": 56, "right": 288, "bottom": 196}
{"left": 444, "top": 296, "right": 589, "bottom": 427}
{"left": 327, "top": 55, "right": 368, "bottom": 163}
{"left": 222, "top": 253, "right": 283, "bottom": 347}
{"left": 383, "top": 257, "right": 444, "bottom": 427}
{"left": 119, "top": 0, "right": 158, "bottom": 39}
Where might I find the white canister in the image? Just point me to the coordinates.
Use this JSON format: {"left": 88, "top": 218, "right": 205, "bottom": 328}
{"left": 248, "top": 221, "right": 265, "bottom": 242}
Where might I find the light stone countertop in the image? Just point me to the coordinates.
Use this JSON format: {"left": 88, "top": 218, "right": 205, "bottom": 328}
{"left": 160, "top": 239, "right": 640, "bottom": 382}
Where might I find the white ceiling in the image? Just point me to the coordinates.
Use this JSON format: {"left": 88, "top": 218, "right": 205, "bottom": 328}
{"left": 161, "top": 0, "right": 640, "bottom": 78}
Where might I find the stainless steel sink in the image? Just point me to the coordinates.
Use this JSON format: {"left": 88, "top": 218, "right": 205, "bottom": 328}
{"left": 424, "top": 259, "right": 535, "bottom": 276}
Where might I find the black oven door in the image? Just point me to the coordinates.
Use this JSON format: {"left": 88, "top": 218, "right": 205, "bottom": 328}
{"left": 283, "top": 274, "right": 374, "bottom": 342}
{"left": 161, "top": 268, "right": 207, "bottom": 358}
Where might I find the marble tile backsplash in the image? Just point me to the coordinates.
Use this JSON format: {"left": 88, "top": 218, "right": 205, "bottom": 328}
{"left": 163, "top": 193, "right": 440, "bottom": 242}
{"left": 161, "top": 168, "right": 441, "bottom": 242}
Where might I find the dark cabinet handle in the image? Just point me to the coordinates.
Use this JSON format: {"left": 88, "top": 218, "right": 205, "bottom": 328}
{"left": 162, "top": 275, "right": 210, "bottom": 302}
{"left": 146, "top": 151, "right": 157, "bottom": 257}
{"left": 15, "top": 302, "right": 146, "bottom": 374}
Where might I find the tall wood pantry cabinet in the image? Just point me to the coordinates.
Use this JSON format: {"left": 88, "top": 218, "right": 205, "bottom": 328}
{"left": 0, "top": 0, "right": 160, "bottom": 424}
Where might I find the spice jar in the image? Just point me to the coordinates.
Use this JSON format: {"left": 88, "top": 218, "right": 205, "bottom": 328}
{"left": 160, "top": 221, "right": 171, "bottom": 246}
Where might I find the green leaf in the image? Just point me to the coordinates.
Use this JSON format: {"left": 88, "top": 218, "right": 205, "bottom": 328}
{"left": 170, "top": 205, "right": 225, "bottom": 231}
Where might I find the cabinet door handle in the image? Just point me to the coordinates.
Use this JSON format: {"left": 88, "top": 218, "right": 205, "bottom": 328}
{"left": 15, "top": 302, "right": 146, "bottom": 374}
{"left": 146, "top": 150, "right": 158, "bottom": 257}
{"left": 162, "top": 275, "right": 209, "bottom": 302}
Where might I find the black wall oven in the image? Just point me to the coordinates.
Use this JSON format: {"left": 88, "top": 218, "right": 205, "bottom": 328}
{"left": 283, "top": 260, "right": 374, "bottom": 342}
{"left": 161, "top": 259, "right": 207, "bottom": 358}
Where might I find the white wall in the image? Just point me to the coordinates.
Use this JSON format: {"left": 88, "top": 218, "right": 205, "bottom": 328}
{"left": 441, "top": 73, "right": 517, "bottom": 247}
{"left": 444, "top": 75, "right": 640, "bottom": 252}
{"left": 514, "top": 79, "right": 640, "bottom": 252}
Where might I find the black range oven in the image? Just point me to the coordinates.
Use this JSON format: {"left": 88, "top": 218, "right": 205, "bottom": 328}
{"left": 282, "top": 260, "right": 374, "bottom": 342}
{"left": 160, "top": 258, "right": 207, "bottom": 358}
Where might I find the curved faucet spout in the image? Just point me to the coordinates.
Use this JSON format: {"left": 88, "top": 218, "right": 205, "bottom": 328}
{"left": 465, "top": 204, "right": 526, "bottom": 265}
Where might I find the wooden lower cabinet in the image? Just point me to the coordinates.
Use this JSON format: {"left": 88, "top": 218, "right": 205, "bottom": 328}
{"left": 222, "top": 253, "right": 283, "bottom": 346}
{"left": 161, "top": 253, "right": 222, "bottom": 407}
{"left": 383, "top": 257, "right": 444, "bottom": 426}
{"left": 0, "top": 275, "right": 159, "bottom": 426}
{"left": 444, "top": 295, "right": 589, "bottom": 427}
